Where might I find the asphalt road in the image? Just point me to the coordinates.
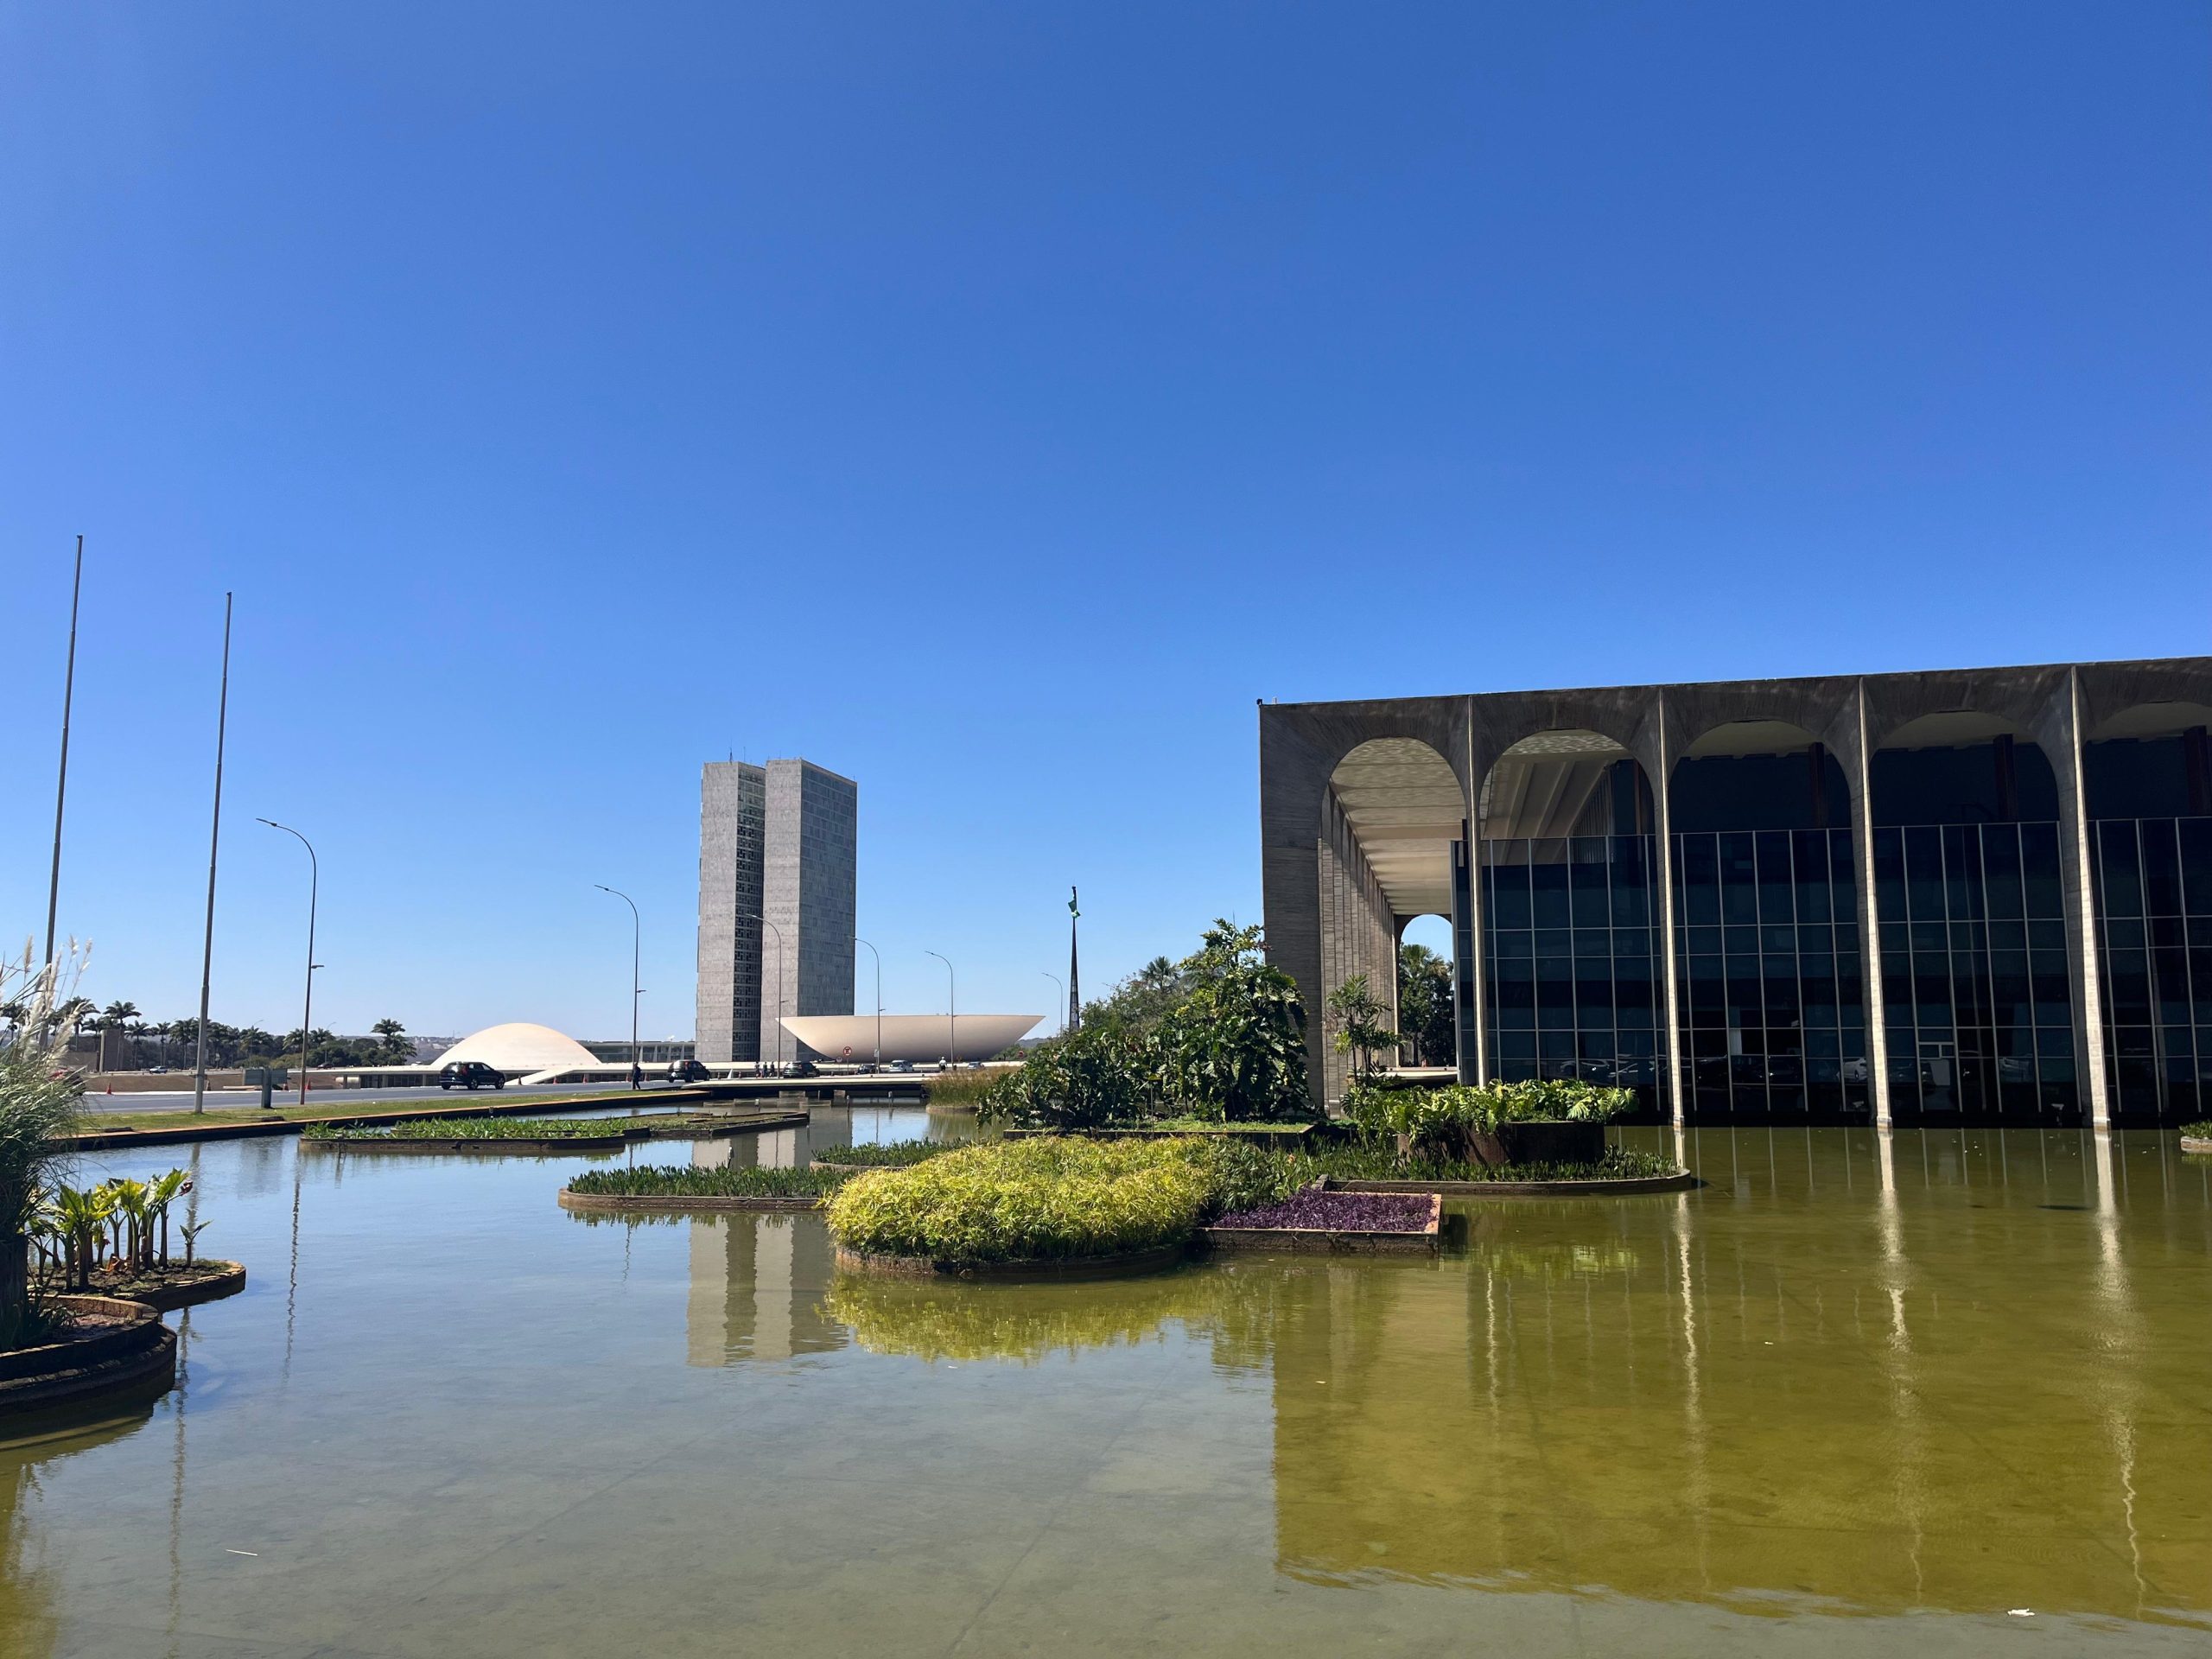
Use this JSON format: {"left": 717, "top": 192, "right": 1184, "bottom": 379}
{"left": 86, "top": 1079, "right": 648, "bottom": 1115}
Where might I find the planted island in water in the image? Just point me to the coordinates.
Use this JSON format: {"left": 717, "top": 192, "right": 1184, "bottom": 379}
{"left": 825, "top": 1135, "right": 1281, "bottom": 1266}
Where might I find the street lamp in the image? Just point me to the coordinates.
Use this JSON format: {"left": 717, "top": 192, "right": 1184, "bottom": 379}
{"left": 855, "top": 936, "right": 883, "bottom": 1071}
{"left": 742, "top": 911, "right": 785, "bottom": 1071}
{"left": 1041, "top": 972, "right": 1063, "bottom": 1037}
{"left": 257, "top": 818, "right": 317, "bottom": 1109}
{"left": 594, "top": 886, "right": 643, "bottom": 1088}
{"left": 925, "top": 950, "right": 955, "bottom": 1068}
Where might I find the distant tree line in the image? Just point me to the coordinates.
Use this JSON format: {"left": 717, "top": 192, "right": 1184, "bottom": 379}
{"left": 0, "top": 998, "right": 416, "bottom": 1071}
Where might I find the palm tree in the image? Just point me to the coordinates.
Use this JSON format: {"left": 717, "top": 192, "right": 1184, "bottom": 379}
{"left": 371, "top": 1018, "right": 410, "bottom": 1059}
{"left": 99, "top": 1000, "right": 140, "bottom": 1031}
{"left": 145, "top": 1169, "right": 189, "bottom": 1266}
{"left": 48, "top": 996, "right": 95, "bottom": 1044}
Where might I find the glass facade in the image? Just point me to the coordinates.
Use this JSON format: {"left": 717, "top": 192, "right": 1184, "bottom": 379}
{"left": 1872, "top": 823, "right": 2080, "bottom": 1125}
{"left": 1480, "top": 835, "right": 1665, "bottom": 1119}
{"left": 1672, "top": 828, "right": 1869, "bottom": 1122}
{"left": 1462, "top": 728, "right": 2209, "bottom": 1128}
{"left": 2089, "top": 817, "right": 2212, "bottom": 1125}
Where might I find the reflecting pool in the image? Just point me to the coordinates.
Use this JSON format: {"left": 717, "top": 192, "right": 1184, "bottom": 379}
{"left": 3, "top": 1116, "right": 2208, "bottom": 1656}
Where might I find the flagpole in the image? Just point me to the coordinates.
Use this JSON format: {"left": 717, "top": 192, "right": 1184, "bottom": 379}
{"left": 193, "top": 594, "right": 233, "bottom": 1115}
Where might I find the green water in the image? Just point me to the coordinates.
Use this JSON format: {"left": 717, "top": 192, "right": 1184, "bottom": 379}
{"left": 3, "top": 1116, "right": 2207, "bottom": 1656}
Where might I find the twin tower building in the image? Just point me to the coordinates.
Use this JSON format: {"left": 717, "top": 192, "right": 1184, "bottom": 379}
{"left": 696, "top": 760, "right": 858, "bottom": 1065}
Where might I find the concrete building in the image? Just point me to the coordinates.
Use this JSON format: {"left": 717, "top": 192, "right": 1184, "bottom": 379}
{"left": 696, "top": 758, "right": 858, "bottom": 1065}
{"left": 1259, "top": 658, "right": 2212, "bottom": 1130}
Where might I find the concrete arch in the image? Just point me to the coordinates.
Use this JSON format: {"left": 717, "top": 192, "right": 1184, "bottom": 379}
{"left": 1311, "top": 736, "right": 1465, "bottom": 1105}
{"left": 1473, "top": 729, "right": 1667, "bottom": 1114}
{"left": 1258, "top": 701, "right": 1473, "bottom": 1109}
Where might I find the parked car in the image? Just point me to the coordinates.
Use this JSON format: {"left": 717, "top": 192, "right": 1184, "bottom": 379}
{"left": 665, "top": 1058, "right": 710, "bottom": 1084}
{"left": 438, "top": 1061, "right": 505, "bottom": 1091}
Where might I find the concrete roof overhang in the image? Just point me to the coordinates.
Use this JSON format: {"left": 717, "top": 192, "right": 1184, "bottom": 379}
{"left": 1328, "top": 739, "right": 1464, "bottom": 918}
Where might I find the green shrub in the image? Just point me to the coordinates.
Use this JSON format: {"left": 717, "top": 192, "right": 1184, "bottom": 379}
{"left": 2182, "top": 1120, "right": 2211, "bottom": 1141}
{"left": 978, "top": 1020, "right": 1154, "bottom": 1130}
{"left": 823, "top": 1136, "right": 1287, "bottom": 1263}
{"left": 565, "top": 1164, "right": 849, "bottom": 1199}
{"left": 810, "top": 1139, "right": 955, "bottom": 1167}
{"left": 1343, "top": 1078, "right": 1634, "bottom": 1142}
{"left": 1155, "top": 926, "right": 1311, "bottom": 1122}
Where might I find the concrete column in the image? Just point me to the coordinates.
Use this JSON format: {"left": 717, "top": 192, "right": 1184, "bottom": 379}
{"left": 1460, "top": 717, "right": 1489, "bottom": 1084}
{"left": 1853, "top": 682, "right": 1894, "bottom": 1130}
{"left": 1654, "top": 689, "right": 1687, "bottom": 1126}
{"left": 2058, "top": 668, "right": 2113, "bottom": 1128}
{"left": 1451, "top": 836, "right": 1481, "bottom": 1084}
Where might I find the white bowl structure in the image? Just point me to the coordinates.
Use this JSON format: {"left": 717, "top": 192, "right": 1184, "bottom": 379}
{"left": 779, "top": 1014, "right": 1042, "bottom": 1065}
{"left": 433, "top": 1022, "right": 603, "bottom": 1077}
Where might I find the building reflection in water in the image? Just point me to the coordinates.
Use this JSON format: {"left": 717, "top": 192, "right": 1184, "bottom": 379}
{"left": 1268, "top": 1128, "right": 2210, "bottom": 1627}
{"left": 683, "top": 1135, "right": 842, "bottom": 1365}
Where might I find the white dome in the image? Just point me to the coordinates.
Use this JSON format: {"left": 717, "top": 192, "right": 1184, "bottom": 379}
{"left": 435, "top": 1022, "right": 600, "bottom": 1074}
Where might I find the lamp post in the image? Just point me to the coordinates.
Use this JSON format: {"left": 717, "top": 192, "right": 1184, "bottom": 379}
{"left": 855, "top": 936, "right": 883, "bottom": 1071}
{"left": 257, "top": 818, "right": 318, "bottom": 1109}
{"left": 192, "top": 594, "right": 232, "bottom": 1116}
{"left": 44, "top": 535, "right": 84, "bottom": 977}
{"left": 925, "top": 950, "right": 955, "bottom": 1068}
{"left": 1041, "top": 972, "right": 1063, "bottom": 1037}
{"left": 594, "top": 886, "right": 642, "bottom": 1088}
{"left": 742, "top": 912, "right": 785, "bottom": 1071}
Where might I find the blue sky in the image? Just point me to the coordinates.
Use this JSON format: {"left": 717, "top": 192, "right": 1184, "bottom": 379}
{"left": 3, "top": 2, "right": 2208, "bottom": 1041}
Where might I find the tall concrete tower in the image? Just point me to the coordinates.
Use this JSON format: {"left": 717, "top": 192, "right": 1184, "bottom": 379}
{"left": 696, "top": 758, "right": 857, "bottom": 1065}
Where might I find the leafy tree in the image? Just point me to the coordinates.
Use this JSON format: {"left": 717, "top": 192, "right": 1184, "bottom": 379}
{"left": 1395, "top": 944, "right": 1455, "bottom": 1066}
{"left": 1076, "top": 954, "right": 1189, "bottom": 1035}
{"left": 1326, "top": 975, "right": 1398, "bottom": 1082}
{"left": 1156, "top": 922, "right": 1310, "bottom": 1122}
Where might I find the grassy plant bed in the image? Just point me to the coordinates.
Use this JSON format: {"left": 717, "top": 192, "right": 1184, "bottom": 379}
{"left": 808, "top": 1140, "right": 957, "bottom": 1170}
{"left": 825, "top": 1136, "right": 1278, "bottom": 1271}
{"left": 2182, "top": 1122, "right": 2212, "bottom": 1154}
{"left": 1281, "top": 1144, "right": 1693, "bottom": 1195}
{"left": 304, "top": 1116, "right": 644, "bottom": 1150}
{"left": 558, "top": 1164, "right": 851, "bottom": 1212}
{"left": 35, "top": 1259, "right": 246, "bottom": 1313}
{"left": 1202, "top": 1189, "right": 1440, "bottom": 1255}
{"left": 0, "top": 1296, "right": 177, "bottom": 1417}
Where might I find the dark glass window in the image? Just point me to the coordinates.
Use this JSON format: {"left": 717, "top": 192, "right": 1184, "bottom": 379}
{"left": 1873, "top": 818, "right": 2080, "bottom": 1126}
{"left": 1671, "top": 824, "right": 1864, "bottom": 1124}
{"left": 2090, "top": 811, "right": 2212, "bottom": 1126}
{"left": 1481, "top": 834, "right": 1663, "bottom": 1117}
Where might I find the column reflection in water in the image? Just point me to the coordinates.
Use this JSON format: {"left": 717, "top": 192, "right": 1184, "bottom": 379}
{"left": 1267, "top": 1129, "right": 2210, "bottom": 1624}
